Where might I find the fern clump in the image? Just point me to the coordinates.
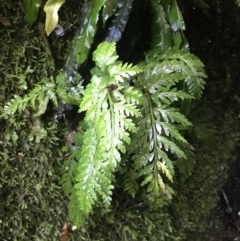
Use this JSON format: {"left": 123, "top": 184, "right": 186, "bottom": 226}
{"left": 62, "top": 39, "right": 207, "bottom": 225}
{"left": 1, "top": 0, "right": 212, "bottom": 239}
{"left": 1, "top": 0, "right": 207, "bottom": 230}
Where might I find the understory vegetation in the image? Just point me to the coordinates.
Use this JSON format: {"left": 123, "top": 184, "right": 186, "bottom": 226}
{"left": 0, "top": 0, "right": 240, "bottom": 240}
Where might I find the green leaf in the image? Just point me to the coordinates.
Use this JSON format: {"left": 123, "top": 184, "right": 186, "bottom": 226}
{"left": 168, "top": 0, "right": 185, "bottom": 32}
{"left": 102, "top": 0, "right": 118, "bottom": 25}
{"left": 62, "top": 157, "right": 78, "bottom": 197}
{"left": 65, "top": 123, "right": 114, "bottom": 226}
{"left": 68, "top": 191, "right": 85, "bottom": 227}
{"left": 150, "top": 0, "right": 172, "bottom": 52}
{"left": 74, "top": 127, "right": 113, "bottom": 214}
{"left": 24, "top": 0, "right": 42, "bottom": 25}
{"left": 173, "top": 31, "right": 182, "bottom": 50}
{"left": 105, "top": 0, "right": 134, "bottom": 42}
{"left": 76, "top": 0, "right": 105, "bottom": 66}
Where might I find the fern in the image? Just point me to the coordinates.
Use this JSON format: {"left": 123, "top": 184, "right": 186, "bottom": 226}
{"left": 3, "top": 0, "right": 206, "bottom": 228}
{"left": 129, "top": 59, "right": 193, "bottom": 200}
{"left": 62, "top": 145, "right": 80, "bottom": 198}
{"left": 125, "top": 43, "right": 206, "bottom": 201}
{"left": 122, "top": 165, "right": 139, "bottom": 198}
{"left": 1, "top": 72, "right": 84, "bottom": 119}
{"left": 80, "top": 42, "right": 142, "bottom": 168}
{"left": 64, "top": 41, "right": 142, "bottom": 226}
{"left": 1, "top": 0, "right": 211, "bottom": 238}
{"left": 2, "top": 82, "right": 57, "bottom": 117}
{"left": 73, "top": 123, "right": 113, "bottom": 221}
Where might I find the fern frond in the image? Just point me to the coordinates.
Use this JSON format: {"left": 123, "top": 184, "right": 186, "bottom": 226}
{"left": 63, "top": 123, "right": 113, "bottom": 226}
{"left": 3, "top": 95, "right": 31, "bottom": 116}
{"left": 122, "top": 167, "right": 139, "bottom": 198}
{"left": 68, "top": 190, "right": 85, "bottom": 227}
{"left": 62, "top": 146, "right": 79, "bottom": 197}
{"left": 74, "top": 125, "right": 113, "bottom": 213}
{"left": 123, "top": 86, "right": 143, "bottom": 105}
{"left": 1, "top": 71, "right": 83, "bottom": 119}
{"left": 156, "top": 106, "right": 191, "bottom": 126}
{"left": 157, "top": 88, "right": 192, "bottom": 105}
{"left": 131, "top": 59, "right": 193, "bottom": 199}
{"left": 2, "top": 83, "right": 57, "bottom": 117}
{"left": 68, "top": 41, "right": 142, "bottom": 226}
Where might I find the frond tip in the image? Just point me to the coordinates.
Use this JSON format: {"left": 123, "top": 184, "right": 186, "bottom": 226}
{"left": 160, "top": 50, "right": 207, "bottom": 98}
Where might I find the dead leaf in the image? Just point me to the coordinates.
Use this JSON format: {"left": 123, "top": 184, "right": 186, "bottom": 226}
{"left": 43, "top": 0, "right": 65, "bottom": 36}
{"left": 60, "top": 223, "right": 70, "bottom": 241}
{"left": 0, "top": 15, "right": 11, "bottom": 26}
{"left": 18, "top": 152, "right": 25, "bottom": 158}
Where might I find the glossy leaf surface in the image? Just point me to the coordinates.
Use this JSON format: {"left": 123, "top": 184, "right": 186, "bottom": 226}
{"left": 102, "top": 0, "right": 118, "bottom": 25}
{"left": 105, "top": 0, "right": 134, "bottom": 42}
{"left": 168, "top": 0, "right": 185, "bottom": 32}
{"left": 76, "top": 0, "right": 105, "bottom": 66}
{"left": 150, "top": 0, "right": 172, "bottom": 52}
{"left": 23, "top": 0, "right": 42, "bottom": 25}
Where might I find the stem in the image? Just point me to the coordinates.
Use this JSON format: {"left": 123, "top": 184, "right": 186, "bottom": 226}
{"left": 145, "top": 92, "right": 160, "bottom": 184}
{"left": 108, "top": 93, "right": 117, "bottom": 168}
